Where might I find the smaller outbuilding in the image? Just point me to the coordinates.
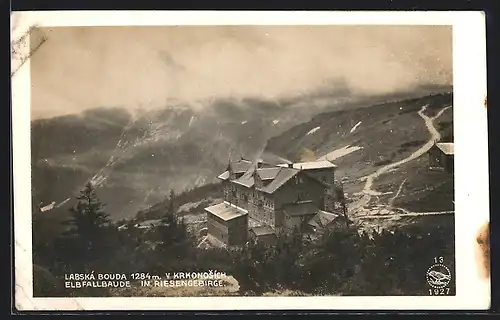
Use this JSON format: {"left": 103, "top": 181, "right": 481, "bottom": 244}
{"left": 428, "top": 142, "right": 454, "bottom": 173}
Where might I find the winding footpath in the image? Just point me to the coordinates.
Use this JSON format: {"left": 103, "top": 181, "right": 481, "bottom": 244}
{"left": 350, "top": 104, "right": 453, "bottom": 217}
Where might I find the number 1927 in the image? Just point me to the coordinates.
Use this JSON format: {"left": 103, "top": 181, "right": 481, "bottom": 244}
{"left": 429, "top": 288, "right": 450, "bottom": 295}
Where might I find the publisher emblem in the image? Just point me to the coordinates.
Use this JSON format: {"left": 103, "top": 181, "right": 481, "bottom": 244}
{"left": 426, "top": 263, "right": 451, "bottom": 289}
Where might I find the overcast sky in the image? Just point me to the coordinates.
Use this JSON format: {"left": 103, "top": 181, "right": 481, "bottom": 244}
{"left": 30, "top": 25, "right": 452, "bottom": 119}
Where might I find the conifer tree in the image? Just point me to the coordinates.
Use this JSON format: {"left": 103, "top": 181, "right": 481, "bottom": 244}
{"left": 56, "top": 182, "right": 112, "bottom": 272}
{"left": 155, "top": 189, "right": 194, "bottom": 270}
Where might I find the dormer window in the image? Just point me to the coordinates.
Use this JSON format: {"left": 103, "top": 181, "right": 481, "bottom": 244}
{"left": 297, "top": 191, "right": 308, "bottom": 201}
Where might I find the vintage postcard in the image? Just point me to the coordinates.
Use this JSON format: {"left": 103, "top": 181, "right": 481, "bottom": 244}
{"left": 11, "top": 11, "right": 490, "bottom": 311}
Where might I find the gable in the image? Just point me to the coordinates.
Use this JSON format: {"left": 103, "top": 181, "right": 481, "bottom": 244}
{"left": 220, "top": 159, "right": 334, "bottom": 195}
{"left": 436, "top": 142, "right": 454, "bottom": 155}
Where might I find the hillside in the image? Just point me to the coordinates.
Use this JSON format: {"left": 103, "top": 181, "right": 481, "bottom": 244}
{"left": 31, "top": 92, "right": 362, "bottom": 221}
{"left": 133, "top": 91, "right": 454, "bottom": 239}
{"left": 31, "top": 90, "right": 456, "bottom": 298}
{"left": 264, "top": 92, "right": 454, "bottom": 231}
{"left": 31, "top": 87, "right": 453, "bottom": 227}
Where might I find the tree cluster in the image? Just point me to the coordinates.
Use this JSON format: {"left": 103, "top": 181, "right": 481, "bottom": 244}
{"left": 32, "top": 182, "right": 455, "bottom": 297}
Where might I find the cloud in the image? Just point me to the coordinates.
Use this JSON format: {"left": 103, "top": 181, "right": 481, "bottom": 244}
{"left": 30, "top": 25, "right": 452, "bottom": 119}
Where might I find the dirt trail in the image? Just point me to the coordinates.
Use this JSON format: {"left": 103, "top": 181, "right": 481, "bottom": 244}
{"left": 348, "top": 104, "right": 452, "bottom": 218}
{"left": 360, "top": 211, "right": 454, "bottom": 219}
{"left": 362, "top": 105, "right": 452, "bottom": 196}
{"left": 388, "top": 178, "right": 407, "bottom": 207}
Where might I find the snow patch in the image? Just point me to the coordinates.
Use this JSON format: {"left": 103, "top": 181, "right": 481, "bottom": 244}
{"left": 56, "top": 198, "right": 71, "bottom": 208}
{"left": 350, "top": 121, "right": 362, "bottom": 133}
{"left": 318, "top": 145, "right": 363, "bottom": 161}
{"left": 306, "top": 126, "right": 321, "bottom": 136}
{"left": 272, "top": 120, "right": 279, "bottom": 125}
{"left": 40, "top": 202, "right": 56, "bottom": 212}
{"left": 188, "top": 116, "right": 196, "bottom": 127}
{"left": 241, "top": 121, "right": 247, "bottom": 124}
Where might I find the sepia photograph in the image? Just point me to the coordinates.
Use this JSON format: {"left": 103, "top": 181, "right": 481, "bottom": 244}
{"left": 11, "top": 11, "right": 489, "bottom": 311}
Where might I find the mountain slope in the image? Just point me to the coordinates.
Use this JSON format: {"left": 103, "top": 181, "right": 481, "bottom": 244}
{"left": 264, "top": 92, "right": 454, "bottom": 216}
{"left": 135, "top": 91, "right": 455, "bottom": 237}
{"left": 31, "top": 86, "right": 452, "bottom": 222}
{"left": 31, "top": 93, "right": 357, "bottom": 220}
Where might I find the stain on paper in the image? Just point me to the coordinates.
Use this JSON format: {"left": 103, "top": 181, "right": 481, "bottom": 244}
{"left": 476, "top": 222, "right": 490, "bottom": 279}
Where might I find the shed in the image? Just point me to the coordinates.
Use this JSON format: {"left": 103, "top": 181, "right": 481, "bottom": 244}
{"left": 249, "top": 225, "right": 277, "bottom": 246}
{"left": 205, "top": 202, "right": 248, "bottom": 247}
{"left": 307, "top": 210, "right": 348, "bottom": 232}
{"left": 428, "top": 142, "right": 454, "bottom": 173}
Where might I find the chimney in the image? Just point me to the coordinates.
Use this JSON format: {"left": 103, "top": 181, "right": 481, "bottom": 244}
{"left": 226, "top": 158, "right": 235, "bottom": 180}
{"left": 253, "top": 167, "right": 263, "bottom": 188}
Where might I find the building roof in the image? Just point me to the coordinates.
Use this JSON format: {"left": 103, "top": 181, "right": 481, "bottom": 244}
{"left": 259, "top": 168, "right": 300, "bottom": 194}
{"left": 232, "top": 165, "right": 257, "bottom": 187}
{"left": 308, "top": 210, "right": 341, "bottom": 229}
{"left": 250, "top": 225, "right": 276, "bottom": 237}
{"left": 220, "top": 159, "right": 333, "bottom": 194}
{"left": 282, "top": 200, "right": 319, "bottom": 217}
{"left": 217, "top": 159, "right": 253, "bottom": 180}
{"left": 248, "top": 217, "right": 266, "bottom": 228}
{"left": 205, "top": 201, "right": 248, "bottom": 221}
{"left": 233, "top": 160, "right": 253, "bottom": 173}
{"left": 256, "top": 167, "right": 281, "bottom": 180}
{"left": 231, "top": 165, "right": 300, "bottom": 194}
{"left": 218, "top": 171, "right": 230, "bottom": 180}
{"left": 278, "top": 160, "right": 336, "bottom": 170}
{"left": 435, "top": 142, "right": 454, "bottom": 155}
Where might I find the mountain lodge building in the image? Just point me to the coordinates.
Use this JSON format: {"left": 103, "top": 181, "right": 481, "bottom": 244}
{"left": 204, "top": 157, "right": 348, "bottom": 248}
